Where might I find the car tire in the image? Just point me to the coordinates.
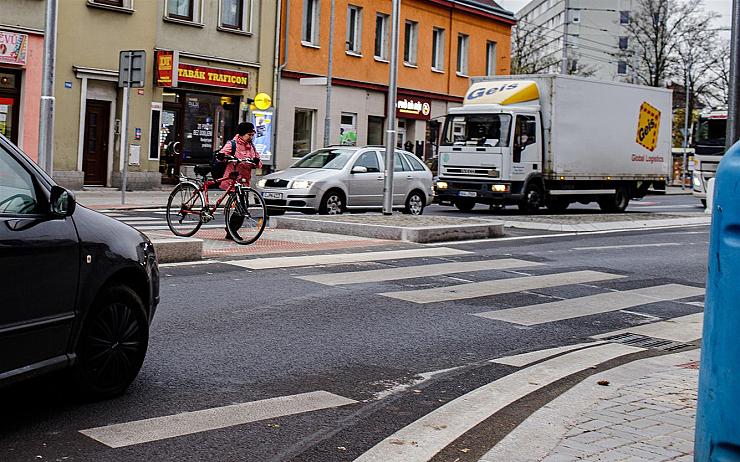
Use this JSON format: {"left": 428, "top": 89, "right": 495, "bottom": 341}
{"left": 72, "top": 285, "right": 149, "bottom": 400}
{"left": 598, "top": 187, "right": 630, "bottom": 213}
{"left": 454, "top": 198, "right": 476, "bottom": 212}
{"left": 319, "top": 190, "right": 345, "bottom": 215}
{"left": 403, "top": 190, "right": 425, "bottom": 215}
{"left": 518, "top": 183, "right": 543, "bottom": 214}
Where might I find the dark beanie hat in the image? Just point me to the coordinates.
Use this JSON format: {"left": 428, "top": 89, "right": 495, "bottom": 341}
{"left": 236, "top": 122, "right": 255, "bottom": 135}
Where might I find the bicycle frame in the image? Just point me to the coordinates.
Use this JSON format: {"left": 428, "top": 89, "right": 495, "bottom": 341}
{"left": 177, "top": 169, "right": 249, "bottom": 218}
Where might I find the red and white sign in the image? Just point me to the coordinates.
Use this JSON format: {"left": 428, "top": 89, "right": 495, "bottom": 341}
{"left": 396, "top": 96, "right": 432, "bottom": 120}
{"left": 155, "top": 51, "right": 249, "bottom": 89}
{"left": 0, "top": 31, "right": 28, "bottom": 65}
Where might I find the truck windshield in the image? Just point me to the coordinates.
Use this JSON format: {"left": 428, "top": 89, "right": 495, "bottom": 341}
{"left": 441, "top": 114, "right": 512, "bottom": 147}
{"left": 694, "top": 117, "right": 726, "bottom": 146}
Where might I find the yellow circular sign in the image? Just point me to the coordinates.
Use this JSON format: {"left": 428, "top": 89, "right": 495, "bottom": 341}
{"left": 254, "top": 92, "right": 272, "bottom": 110}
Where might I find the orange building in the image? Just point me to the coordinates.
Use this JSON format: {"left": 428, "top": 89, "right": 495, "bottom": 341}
{"left": 274, "top": 0, "right": 515, "bottom": 169}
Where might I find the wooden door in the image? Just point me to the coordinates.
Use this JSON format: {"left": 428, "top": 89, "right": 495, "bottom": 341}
{"left": 82, "top": 100, "right": 110, "bottom": 185}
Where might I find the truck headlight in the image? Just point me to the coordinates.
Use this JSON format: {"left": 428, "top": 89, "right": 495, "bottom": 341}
{"left": 436, "top": 181, "right": 448, "bottom": 189}
{"left": 257, "top": 179, "right": 267, "bottom": 188}
{"left": 492, "top": 184, "right": 510, "bottom": 192}
{"left": 291, "top": 180, "right": 313, "bottom": 189}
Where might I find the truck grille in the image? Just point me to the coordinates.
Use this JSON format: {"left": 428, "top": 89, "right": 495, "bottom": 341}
{"left": 444, "top": 167, "right": 500, "bottom": 178}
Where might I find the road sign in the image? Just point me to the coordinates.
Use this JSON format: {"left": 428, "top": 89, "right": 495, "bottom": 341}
{"left": 118, "top": 50, "right": 146, "bottom": 88}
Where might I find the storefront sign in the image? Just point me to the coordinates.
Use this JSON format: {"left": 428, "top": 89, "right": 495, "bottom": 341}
{"left": 396, "top": 96, "right": 431, "bottom": 121}
{"left": 251, "top": 110, "right": 273, "bottom": 164}
{"left": 178, "top": 63, "right": 249, "bottom": 89}
{"left": 0, "top": 31, "right": 28, "bottom": 65}
{"left": 155, "top": 50, "right": 177, "bottom": 87}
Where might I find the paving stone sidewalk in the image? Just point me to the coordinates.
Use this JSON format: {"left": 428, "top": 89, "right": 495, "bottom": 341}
{"left": 542, "top": 362, "right": 698, "bottom": 462}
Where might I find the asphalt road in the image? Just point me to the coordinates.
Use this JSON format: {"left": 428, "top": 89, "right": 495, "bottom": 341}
{"left": 0, "top": 222, "right": 708, "bottom": 462}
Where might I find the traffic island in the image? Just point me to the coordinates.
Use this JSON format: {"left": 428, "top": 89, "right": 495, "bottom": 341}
{"left": 146, "top": 235, "right": 203, "bottom": 263}
{"left": 270, "top": 215, "right": 504, "bottom": 243}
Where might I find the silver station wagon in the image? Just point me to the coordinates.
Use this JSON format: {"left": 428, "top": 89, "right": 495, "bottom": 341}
{"left": 256, "top": 146, "right": 434, "bottom": 215}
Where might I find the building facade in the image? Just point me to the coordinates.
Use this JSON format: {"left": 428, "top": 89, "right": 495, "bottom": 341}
{"left": 517, "top": 0, "right": 634, "bottom": 82}
{"left": 274, "top": 0, "right": 515, "bottom": 170}
{"left": 1, "top": 1, "right": 46, "bottom": 162}
{"left": 49, "top": 0, "right": 277, "bottom": 190}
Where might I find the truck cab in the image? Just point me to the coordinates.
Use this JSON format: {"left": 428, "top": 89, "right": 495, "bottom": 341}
{"left": 692, "top": 109, "right": 727, "bottom": 206}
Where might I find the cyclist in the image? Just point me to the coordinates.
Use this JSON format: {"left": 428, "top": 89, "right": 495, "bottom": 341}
{"left": 219, "top": 122, "right": 262, "bottom": 239}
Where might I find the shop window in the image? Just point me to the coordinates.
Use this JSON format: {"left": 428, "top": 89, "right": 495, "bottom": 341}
{"left": 180, "top": 93, "right": 239, "bottom": 164}
{"left": 375, "top": 14, "right": 389, "bottom": 60}
{"left": 457, "top": 33, "right": 469, "bottom": 76}
{"left": 302, "top": 0, "right": 320, "bottom": 45}
{"left": 293, "top": 108, "right": 314, "bottom": 158}
{"left": 220, "top": 0, "right": 251, "bottom": 32}
{"left": 486, "top": 41, "right": 497, "bottom": 76}
{"left": 166, "top": 0, "right": 202, "bottom": 23}
{"left": 0, "top": 71, "right": 20, "bottom": 144}
{"left": 367, "top": 116, "right": 384, "bottom": 145}
{"left": 346, "top": 5, "right": 362, "bottom": 54}
{"left": 432, "top": 28, "right": 445, "bottom": 71}
{"left": 149, "top": 106, "right": 161, "bottom": 160}
{"left": 403, "top": 21, "right": 418, "bottom": 66}
{"left": 340, "top": 113, "right": 357, "bottom": 146}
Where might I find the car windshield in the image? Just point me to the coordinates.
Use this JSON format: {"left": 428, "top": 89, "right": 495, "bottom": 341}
{"left": 291, "top": 148, "right": 355, "bottom": 169}
{"left": 441, "top": 114, "right": 512, "bottom": 147}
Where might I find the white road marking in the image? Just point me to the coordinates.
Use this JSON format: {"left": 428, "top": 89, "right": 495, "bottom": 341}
{"left": 473, "top": 284, "right": 704, "bottom": 326}
{"left": 225, "top": 248, "right": 471, "bottom": 270}
{"left": 79, "top": 391, "right": 357, "bottom": 448}
{"left": 297, "top": 259, "right": 543, "bottom": 286}
{"left": 381, "top": 270, "right": 624, "bottom": 304}
{"left": 572, "top": 243, "right": 681, "bottom": 251}
{"left": 490, "top": 341, "right": 607, "bottom": 367}
{"left": 592, "top": 312, "right": 704, "bottom": 343}
{"left": 116, "top": 217, "right": 162, "bottom": 222}
{"left": 354, "top": 343, "right": 644, "bottom": 462}
{"left": 158, "top": 260, "right": 220, "bottom": 268}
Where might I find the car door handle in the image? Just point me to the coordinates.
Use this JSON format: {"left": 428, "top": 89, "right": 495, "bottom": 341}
{"left": 406, "top": 176, "right": 413, "bottom": 180}
{"left": 376, "top": 176, "right": 383, "bottom": 180}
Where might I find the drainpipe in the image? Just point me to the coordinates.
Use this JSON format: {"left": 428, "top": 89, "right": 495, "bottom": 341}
{"left": 272, "top": 0, "right": 289, "bottom": 171}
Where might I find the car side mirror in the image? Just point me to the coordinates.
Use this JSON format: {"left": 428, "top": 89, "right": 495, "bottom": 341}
{"left": 50, "top": 185, "right": 76, "bottom": 217}
{"left": 351, "top": 166, "right": 368, "bottom": 174}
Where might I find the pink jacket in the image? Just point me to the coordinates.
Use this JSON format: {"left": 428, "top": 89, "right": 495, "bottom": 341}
{"left": 219, "top": 135, "right": 262, "bottom": 189}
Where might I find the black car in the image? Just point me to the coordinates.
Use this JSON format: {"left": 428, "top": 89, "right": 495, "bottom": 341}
{"left": 0, "top": 134, "right": 159, "bottom": 399}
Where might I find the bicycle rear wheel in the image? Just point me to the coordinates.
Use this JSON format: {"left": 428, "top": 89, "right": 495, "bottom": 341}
{"left": 166, "top": 182, "right": 204, "bottom": 237}
{"left": 224, "top": 187, "right": 267, "bottom": 245}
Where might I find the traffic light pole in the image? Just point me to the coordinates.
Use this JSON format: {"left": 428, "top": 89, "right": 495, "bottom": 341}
{"left": 383, "top": 0, "right": 401, "bottom": 215}
{"left": 726, "top": 0, "right": 740, "bottom": 150}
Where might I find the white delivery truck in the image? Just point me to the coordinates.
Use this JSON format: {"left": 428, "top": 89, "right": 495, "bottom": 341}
{"left": 435, "top": 74, "right": 672, "bottom": 213}
{"left": 691, "top": 108, "right": 727, "bottom": 207}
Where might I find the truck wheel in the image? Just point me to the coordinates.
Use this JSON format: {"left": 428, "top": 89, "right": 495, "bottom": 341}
{"left": 546, "top": 199, "right": 569, "bottom": 213}
{"left": 454, "top": 198, "right": 476, "bottom": 212}
{"left": 598, "top": 187, "right": 630, "bottom": 213}
{"left": 519, "top": 183, "right": 543, "bottom": 214}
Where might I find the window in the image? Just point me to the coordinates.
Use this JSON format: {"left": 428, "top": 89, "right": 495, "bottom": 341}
{"left": 617, "top": 60, "right": 628, "bottom": 75}
{"left": 149, "top": 106, "right": 161, "bottom": 160}
{"left": 403, "top": 20, "right": 418, "bottom": 65}
{"left": 570, "top": 10, "right": 580, "bottom": 23}
{"left": 620, "top": 11, "right": 630, "bottom": 24}
{"left": 93, "top": 0, "right": 123, "bottom": 6}
{"left": 339, "top": 113, "right": 357, "bottom": 146}
{"left": 457, "top": 33, "right": 469, "bottom": 75}
{"left": 221, "top": 0, "right": 251, "bottom": 32}
{"left": 375, "top": 14, "right": 389, "bottom": 59}
{"left": 393, "top": 152, "right": 411, "bottom": 172}
{"left": 513, "top": 115, "right": 536, "bottom": 163}
{"left": 354, "top": 151, "right": 380, "bottom": 173}
{"left": 167, "top": 0, "right": 195, "bottom": 21}
{"left": 293, "top": 108, "right": 314, "bottom": 158}
{"left": 346, "top": 5, "right": 362, "bottom": 54}
{"left": 486, "top": 41, "right": 497, "bottom": 76}
{"left": 404, "top": 154, "right": 426, "bottom": 171}
{"left": 432, "top": 28, "right": 445, "bottom": 71}
{"left": 0, "top": 146, "right": 40, "bottom": 215}
{"left": 303, "top": 0, "right": 320, "bottom": 45}
{"left": 368, "top": 116, "right": 384, "bottom": 145}
{"left": 619, "top": 36, "right": 629, "bottom": 50}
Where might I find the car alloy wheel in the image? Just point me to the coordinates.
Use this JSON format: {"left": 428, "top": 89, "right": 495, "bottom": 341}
{"left": 320, "top": 191, "right": 345, "bottom": 215}
{"left": 405, "top": 192, "right": 424, "bottom": 215}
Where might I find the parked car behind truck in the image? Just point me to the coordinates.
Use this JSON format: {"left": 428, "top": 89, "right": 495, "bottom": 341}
{"left": 435, "top": 75, "right": 672, "bottom": 213}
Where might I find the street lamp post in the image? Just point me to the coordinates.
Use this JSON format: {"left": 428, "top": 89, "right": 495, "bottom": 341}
{"left": 726, "top": 0, "right": 740, "bottom": 150}
{"left": 383, "top": 0, "right": 401, "bottom": 215}
{"left": 323, "top": 0, "right": 335, "bottom": 147}
{"left": 38, "top": 0, "right": 58, "bottom": 175}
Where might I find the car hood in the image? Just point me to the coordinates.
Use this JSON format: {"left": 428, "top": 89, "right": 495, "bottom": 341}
{"left": 263, "top": 168, "right": 341, "bottom": 182}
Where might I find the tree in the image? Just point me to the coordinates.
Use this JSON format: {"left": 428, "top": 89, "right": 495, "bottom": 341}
{"left": 510, "top": 22, "right": 559, "bottom": 74}
{"left": 701, "top": 42, "right": 731, "bottom": 107}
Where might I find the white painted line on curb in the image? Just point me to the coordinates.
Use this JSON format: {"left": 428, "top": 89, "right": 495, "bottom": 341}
{"left": 225, "top": 248, "right": 471, "bottom": 270}
{"left": 592, "top": 312, "right": 704, "bottom": 343}
{"left": 490, "top": 341, "right": 608, "bottom": 367}
{"left": 572, "top": 242, "right": 681, "bottom": 251}
{"left": 297, "top": 259, "right": 544, "bottom": 286}
{"left": 473, "top": 284, "right": 704, "bottom": 326}
{"left": 381, "top": 270, "right": 624, "bottom": 304}
{"left": 159, "top": 260, "right": 220, "bottom": 268}
{"left": 79, "top": 391, "right": 357, "bottom": 448}
{"left": 354, "top": 343, "right": 644, "bottom": 462}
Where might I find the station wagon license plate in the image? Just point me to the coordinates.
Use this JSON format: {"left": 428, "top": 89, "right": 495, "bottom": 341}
{"left": 262, "top": 192, "right": 283, "bottom": 200}
{"left": 458, "top": 191, "right": 477, "bottom": 197}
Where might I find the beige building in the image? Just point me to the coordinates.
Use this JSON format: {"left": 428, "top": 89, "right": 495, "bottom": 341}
{"left": 51, "top": 0, "right": 277, "bottom": 190}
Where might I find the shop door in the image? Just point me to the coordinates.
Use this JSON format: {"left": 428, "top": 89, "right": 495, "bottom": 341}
{"left": 0, "top": 69, "right": 22, "bottom": 144}
{"left": 82, "top": 100, "right": 110, "bottom": 186}
{"left": 160, "top": 106, "right": 183, "bottom": 183}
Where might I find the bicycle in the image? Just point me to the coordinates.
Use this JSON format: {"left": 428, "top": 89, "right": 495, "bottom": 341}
{"left": 165, "top": 156, "right": 267, "bottom": 245}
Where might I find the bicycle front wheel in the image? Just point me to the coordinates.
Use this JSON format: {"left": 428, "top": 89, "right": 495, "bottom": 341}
{"left": 224, "top": 187, "right": 267, "bottom": 245}
{"left": 166, "top": 182, "right": 204, "bottom": 237}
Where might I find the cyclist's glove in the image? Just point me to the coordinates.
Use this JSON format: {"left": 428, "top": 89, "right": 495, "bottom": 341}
{"left": 248, "top": 157, "right": 261, "bottom": 165}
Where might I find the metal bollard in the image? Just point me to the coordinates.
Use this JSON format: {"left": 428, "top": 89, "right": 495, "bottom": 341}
{"left": 695, "top": 140, "right": 740, "bottom": 461}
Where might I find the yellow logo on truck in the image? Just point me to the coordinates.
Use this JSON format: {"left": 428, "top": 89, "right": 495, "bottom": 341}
{"left": 636, "top": 102, "right": 661, "bottom": 151}
{"left": 464, "top": 81, "right": 540, "bottom": 106}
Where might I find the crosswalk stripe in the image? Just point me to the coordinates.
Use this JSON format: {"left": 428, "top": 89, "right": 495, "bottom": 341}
{"left": 297, "top": 258, "right": 544, "bottom": 286}
{"left": 116, "top": 217, "right": 162, "bottom": 222}
{"left": 473, "top": 284, "right": 704, "bottom": 326}
{"left": 225, "top": 248, "right": 471, "bottom": 270}
{"left": 355, "top": 343, "right": 644, "bottom": 462}
{"left": 381, "top": 270, "right": 624, "bottom": 304}
{"left": 79, "top": 391, "right": 357, "bottom": 448}
{"left": 592, "top": 312, "right": 704, "bottom": 343}
{"left": 490, "top": 341, "right": 608, "bottom": 367}
{"left": 572, "top": 243, "right": 681, "bottom": 251}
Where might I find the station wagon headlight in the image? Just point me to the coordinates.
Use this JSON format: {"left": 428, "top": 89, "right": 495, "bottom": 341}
{"left": 291, "top": 180, "right": 313, "bottom": 189}
{"left": 257, "top": 179, "right": 267, "bottom": 188}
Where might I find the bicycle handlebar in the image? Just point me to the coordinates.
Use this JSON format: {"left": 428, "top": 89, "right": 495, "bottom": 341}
{"left": 224, "top": 155, "right": 260, "bottom": 166}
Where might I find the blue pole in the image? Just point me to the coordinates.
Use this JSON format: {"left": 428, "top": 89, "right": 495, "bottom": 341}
{"left": 695, "top": 140, "right": 740, "bottom": 461}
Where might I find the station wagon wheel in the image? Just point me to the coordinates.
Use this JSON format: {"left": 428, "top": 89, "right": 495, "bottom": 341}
{"left": 319, "top": 190, "right": 345, "bottom": 215}
{"left": 404, "top": 190, "right": 425, "bottom": 215}
{"left": 73, "top": 285, "right": 149, "bottom": 399}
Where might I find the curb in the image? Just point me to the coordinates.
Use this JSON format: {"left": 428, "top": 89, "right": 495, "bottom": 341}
{"left": 501, "top": 216, "right": 710, "bottom": 232}
{"left": 147, "top": 235, "right": 203, "bottom": 263}
{"left": 272, "top": 217, "right": 504, "bottom": 243}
